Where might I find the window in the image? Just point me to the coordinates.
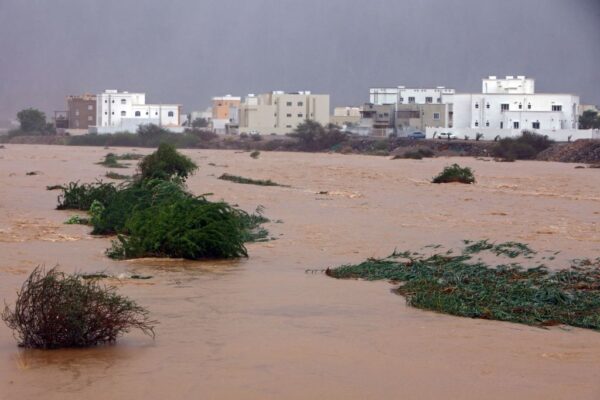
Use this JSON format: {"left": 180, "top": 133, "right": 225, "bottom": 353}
{"left": 425, "top": 97, "right": 433, "bottom": 104}
{"left": 408, "top": 97, "right": 415, "bottom": 103}
{"left": 286, "top": 125, "right": 292, "bottom": 128}
{"left": 146, "top": 112, "right": 149, "bottom": 115}
{"left": 501, "top": 104, "right": 509, "bottom": 111}
{"left": 286, "top": 102, "right": 292, "bottom": 106}
{"left": 104, "top": 112, "right": 107, "bottom": 115}
{"left": 486, "top": 103, "right": 490, "bottom": 109}
{"left": 437, "top": 98, "right": 442, "bottom": 103}
{"left": 475, "top": 121, "right": 479, "bottom": 127}
{"left": 486, "top": 121, "right": 490, "bottom": 127}
{"left": 475, "top": 103, "right": 479, "bottom": 109}
{"left": 155, "top": 112, "right": 158, "bottom": 116}
{"left": 513, "top": 121, "right": 519, "bottom": 129}
{"left": 286, "top": 113, "right": 292, "bottom": 117}
{"left": 87, "top": 105, "right": 93, "bottom": 111}
{"left": 527, "top": 103, "right": 532, "bottom": 110}
{"left": 500, "top": 122, "right": 503, "bottom": 129}
{"left": 168, "top": 111, "right": 174, "bottom": 117}
{"left": 121, "top": 111, "right": 126, "bottom": 116}
{"left": 297, "top": 102, "right": 303, "bottom": 106}
{"left": 111, "top": 100, "right": 114, "bottom": 103}
{"left": 88, "top": 116, "right": 93, "bottom": 121}
{"left": 121, "top": 99, "right": 126, "bottom": 104}
{"left": 111, "top": 112, "right": 114, "bottom": 115}
{"left": 104, "top": 100, "right": 107, "bottom": 103}
{"left": 399, "top": 97, "right": 404, "bottom": 103}
{"left": 552, "top": 105, "right": 562, "bottom": 111}
{"left": 532, "top": 121, "right": 540, "bottom": 129}
{"left": 518, "top": 103, "right": 522, "bottom": 109}
{"left": 433, "top": 112, "right": 440, "bottom": 120}
{"left": 297, "top": 113, "right": 303, "bottom": 118}
{"left": 75, "top": 110, "right": 80, "bottom": 116}
{"left": 135, "top": 111, "right": 141, "bottom": 117}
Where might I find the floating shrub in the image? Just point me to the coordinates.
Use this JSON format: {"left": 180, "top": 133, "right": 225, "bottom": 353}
{"left": 64, "top": 215, "right": 89, "bottom": 225}
{"left": 138, "top": 143, "right": 197, "bottom": 182}
{"left": 250, "top": 150, "right": 260, "bottom": 159}
{"left": 105, "top": 171, "right": 130, "bottom": 180}
{"left": 1, "top": 267, "right": 155, "bottom": 349}
{"left": 46, "top": 185, "right": 64, "bottom": 191}
{"left": 327, "top": 243, "right": 600, "bottom": 330}
{"left": 432, "top": 164, "right": 475, "bottom": 184}
{"left": 56, "top": 181, "right": 118, "bottom": 210}
{"left": 98, "top": 153, "right": 128, "bottom": 168}
{"left": 107, "top": 196, "right": 248, "bottom": 260}
{"left": 218, "top": 173, "right": 287, "bottom": 187}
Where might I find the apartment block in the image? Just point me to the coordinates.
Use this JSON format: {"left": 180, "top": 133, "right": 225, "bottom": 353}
{"left": 239, "top": 91, "right": 329, "bottom": 135}
{"left": 67, "top": 94, "right": 96, "bottom": 129}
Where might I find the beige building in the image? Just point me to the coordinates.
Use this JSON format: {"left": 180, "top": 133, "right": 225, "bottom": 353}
{"left": 395, "top": 103, "right": 450, "bottom": 134}
{"left": 239, "top": 91, "right": 330, "bottom": 135}
{"left": 330, "top": 106, "right": 361, "bottom": 127}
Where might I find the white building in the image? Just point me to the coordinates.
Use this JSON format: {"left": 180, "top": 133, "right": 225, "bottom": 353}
{"left": 443, "top": 76, "right": 579, "bottom": 131}
{"left": 370, "top": 86, "right": 456, "bottom": 105}
{"left": 91, "top": 90, "right": 182, "bottom": 134}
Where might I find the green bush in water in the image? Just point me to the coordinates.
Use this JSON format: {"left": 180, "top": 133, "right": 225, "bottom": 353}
{"left": 56, "top": 181, "right": 118, "bottom": 210}
{"left": 107, "top": 196, "right": 248, "bottom": 260}
{"left": 432, "top": 164, "right": 475, "bottom": 184}
{"left": 138, "top": 142, "right": 197, "bottom": 182}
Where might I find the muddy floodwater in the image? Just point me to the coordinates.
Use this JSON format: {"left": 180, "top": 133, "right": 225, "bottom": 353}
{"left": 0, "top": 144, "right": 599, "bottom": 399}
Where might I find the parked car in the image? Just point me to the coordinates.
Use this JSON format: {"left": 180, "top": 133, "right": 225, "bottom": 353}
{"left": 407, "top": 131, "right": 426, "bottom": 139}
{"left": 437, "top": 132, "right": 458, "bottom": 140}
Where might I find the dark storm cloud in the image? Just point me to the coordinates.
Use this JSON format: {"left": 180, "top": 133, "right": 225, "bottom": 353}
{"left": 0, "top": 0, "right": 599, "bottom": 121}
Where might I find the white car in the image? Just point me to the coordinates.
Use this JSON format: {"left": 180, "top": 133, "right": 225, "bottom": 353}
{"left": 437, "top": 132, "right": 458, "bottom": 140}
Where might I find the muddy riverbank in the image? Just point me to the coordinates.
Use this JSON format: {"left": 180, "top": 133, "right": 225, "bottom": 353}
{"left": 1, "top": 144, "right": 599, "bottom": 399}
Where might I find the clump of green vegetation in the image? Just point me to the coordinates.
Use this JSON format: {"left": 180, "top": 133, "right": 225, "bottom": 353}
{"left": 138, "top": 143, "right": 197, "bottom": 182}
{"left": 46, "top": 185, "right": 64, "bottom": 191}
{"left": 1, "top": 267, "right": 155, "bottom": 349}
{"left": 64, "top": 215, "right": 89, "bottom": 225}
{"left": 56, "top": 181, "right": 118, "bottom": 210}
{"left": 492, "top": 131, "right": 554, "bottom": 161}
{"left": 327, "top": 243, "right": 600, "bottom": 330}
{"left": 218, "top": 173, "right": 286, "bottom": 187}
{"left": 54, "top": 144, "right": 270, "bottom": 260}
{"left": 105, "top": 171, "right": 130, "bottom": 180}
{"left": 98, "top": 153, "right": 128, "bottom": 168}
{"left": 116, "top": 153, "right": 144, "bottom": 160}
{"left": 288, "top": 121, "right": 347, "bottom": 151}
{"left": 432, "top": 164, "right": 475, "bottom": 184}
{"left": 250, "top": 150, "right": 261, "bottom": 159}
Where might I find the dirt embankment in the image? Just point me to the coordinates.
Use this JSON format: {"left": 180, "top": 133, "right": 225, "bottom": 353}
{"left": 537, "top": 140, "right": 600, "bottom": 164}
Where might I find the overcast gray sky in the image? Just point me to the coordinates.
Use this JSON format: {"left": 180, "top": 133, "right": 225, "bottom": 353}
{"left": 0, "top": 0, "right": 599, "bottom": 122}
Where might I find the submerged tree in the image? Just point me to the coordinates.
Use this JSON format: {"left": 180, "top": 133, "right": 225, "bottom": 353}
{"left": 138, "top": 142, "right": 198, "bottom": 182}
{"left": 2, "top": 267, "right": 155, "bottom": 349}
{"left": 16, "top": 108, "right": 47, "bottom": 133}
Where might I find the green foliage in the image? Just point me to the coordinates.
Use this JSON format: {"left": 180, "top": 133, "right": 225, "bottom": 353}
{"left": 46, "top": 185, "right": 64, "bottom": 191}
{"left": 98, "top": 153, "right": 128, "bottom": 168}
{"left": 218, "top": 173, "right": 286, "bottom": 187}
{"left": 395, "top": 148, "right": 435, "bottom": 160}
{"left": 327, "top": 243, "right": 600, "bottom": 330}
{"left": 186, "top": 128, "right": 218, "bottom": 141}
{"left": 105, "top": 171, "right": 130, "bottom": 180}
{"left": 16, "top": 108, "right": 47, "bottom": 133}
{"left": 64, "top": 215, "right": 89, "bottom": 225}
{"left": 56, "top": 181, "right": 118, "bottom": 210}
{"left": 1, "top": 267, "right": 155, "bottom": 349}
{"left": 138, "top": 143, "right": 197, "bottom": 182}
{"left": 432, "top": 164, "right": 475, "bottom": 184}
{"left": 191, "top": 117, "right": 209, "bottom": 128}
{"left": 107, "top": 196, "right": 248, "bottom": 260}
{"left": 250, "top": 150, "right": 260, "bottom": 159}
{"left": 579, "top": 110, "right": 600, "bottom": 130}
{"left": 288, "top": 121, "right": 348, "bottom": 151}
{"left": 492, "top": 131, "right": 554, "bottom": 161}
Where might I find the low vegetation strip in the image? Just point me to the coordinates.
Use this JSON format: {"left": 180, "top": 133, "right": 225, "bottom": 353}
{"left": 327, "top": 242, "right": 600, "bottom": 330}
{"left": 218, "top": 173, "right": 288, "bottom": 187}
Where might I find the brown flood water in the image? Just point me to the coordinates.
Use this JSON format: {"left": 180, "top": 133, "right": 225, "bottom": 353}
{"left": 0, "top": 144, "right": 599, "bottom": 399}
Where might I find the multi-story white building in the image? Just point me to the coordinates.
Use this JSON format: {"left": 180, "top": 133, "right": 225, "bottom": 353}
{"left": 444, "top": 76, "right": 579, "bottom": 131}
{"left": 91, "top": 90, "right": 182, "bottom": 134}
{"left": 238, "top": 91, "right": 330, "bottom": 135}
{"left": 370, "top": 86, "right": 456, "bottom": 105}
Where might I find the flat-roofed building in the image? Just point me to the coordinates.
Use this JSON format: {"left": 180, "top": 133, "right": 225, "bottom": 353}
{"left": 67, "top": 94, "right": 96, "bottom": 129}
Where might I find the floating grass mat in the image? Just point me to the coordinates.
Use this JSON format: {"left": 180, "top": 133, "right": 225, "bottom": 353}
{"left": 105, "top": 171, "right": 130, "bottom": 180}
{"left": 218, "top": 173, "right": 288, "bottom": 187}
{"left": 327, "top": 241, "right": 600, "bottom": 330}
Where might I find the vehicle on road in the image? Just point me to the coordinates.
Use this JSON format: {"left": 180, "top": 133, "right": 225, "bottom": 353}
{"left": 407, "top": 131, "right": 426, "bottom": 139}
{"left": 437, "top": 132, "right": 458, "bottom": 140}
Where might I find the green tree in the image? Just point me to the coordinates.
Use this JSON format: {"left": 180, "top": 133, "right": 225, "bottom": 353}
{"left": 579, "top": 110, "right": 600, "bottom": 129}
{"left": 191, "top": 118, "right": 209, "bottom": 128}
{"left": 17, "top": 108, "right": 47, "bottom": 133}
{"left": 138, "top": 142, "right": 198, "bottom": 182}
{"left": 289, "top": 120, "right": 347, "bottom": 151}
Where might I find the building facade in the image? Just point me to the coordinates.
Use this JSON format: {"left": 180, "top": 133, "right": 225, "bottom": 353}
{"left": 91, "top": 90, "right": 182, "bottom": 134}
{"left": 67, "top": 94, "right": 96, "bottom": 129}
{"left": 330, "top": 106, "right": 361, "bottom": 127}
{"left": 238, "top": 91, "right": 330, "bottom": 135}
{"left": 370, "top": 86, "right": 455, "bottom": 105}
{"left": 444, "top": 76, "right": 579, "bottom": 131}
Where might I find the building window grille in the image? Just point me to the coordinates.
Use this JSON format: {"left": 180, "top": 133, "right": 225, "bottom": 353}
{"left": 433, "top": 113, "right": 440, "bottom": 120}
{"left": 399, "top": 97, "right": 404, "bottom": 103}
{"left": 501, "top": 104, "right": 509, "bottom": 111}
{"left": 168, "top": 111, "right": 174, "bottom": 117}
{"left": 552, "top": 105, "right": 562, "bottom": 111}
{"left": 135, "top": 111, "right": 141, "bottom": 117}
{"left": 532, "top": 121, "right": 540, "bottom": 129}
{"left": 87, "top": 105, "right": 93, "bottom": 111}
{"left": 121, "top": 111, "right": 126, "bottom": 116}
